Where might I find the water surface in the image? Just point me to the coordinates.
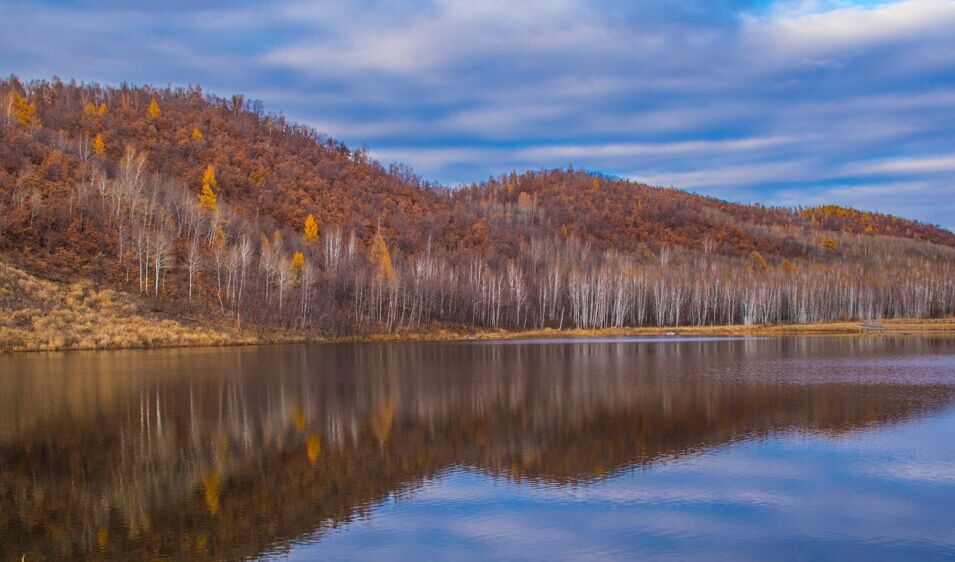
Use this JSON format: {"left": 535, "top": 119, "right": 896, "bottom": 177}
{"left": 2, "top": 337, "right": 955, "bottom": 560}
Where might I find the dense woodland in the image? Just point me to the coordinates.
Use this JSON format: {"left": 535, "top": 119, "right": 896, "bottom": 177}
{"left": 3, "top": 76, "right": 955, "bottom": 337}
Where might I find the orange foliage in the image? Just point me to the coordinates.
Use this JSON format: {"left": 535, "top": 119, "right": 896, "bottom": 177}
{"left": 291, "top": 252, "right": 305, "bottom": 277}
{"left": 303, "top": 214, "right": 319, "bottom": 245}
{"left": 1, "top": 76, "right": 954, "bottom": 336}
{"left": 147, "top": 98, "right": 161, "bottom": 119}
{"left": 369, "top": 232, "right": 395, "bottom": 282}
{"left": 92, "top": 134, "right": 106, "bottom": 157}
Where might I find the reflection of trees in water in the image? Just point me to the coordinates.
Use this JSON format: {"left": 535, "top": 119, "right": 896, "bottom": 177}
{"left": 0, "top": 338, "right": 953, "bottom": 560}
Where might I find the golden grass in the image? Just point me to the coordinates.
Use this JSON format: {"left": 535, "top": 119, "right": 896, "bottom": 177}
{"left": 0, "top": 261, "right": 258, "bottom": 352}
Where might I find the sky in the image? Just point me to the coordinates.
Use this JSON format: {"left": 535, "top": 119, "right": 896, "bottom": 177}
{"left": 2, "top": 0, "right": 954, "bottom": 228}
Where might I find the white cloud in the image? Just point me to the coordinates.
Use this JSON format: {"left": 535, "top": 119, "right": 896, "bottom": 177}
{"left": 632, "top": 160, "right": 817, "bottom": 190}
{"left": 742, "top": 0, "right": 955, "bottom": 65}
{"left": 264, "top": 0, "right": 630, "bottom": 76}
{"left": 844, "top": 154, "right": 955, "bottom": 175}
{"left": 519, "top": 136, "right": 809, "bottom": 160}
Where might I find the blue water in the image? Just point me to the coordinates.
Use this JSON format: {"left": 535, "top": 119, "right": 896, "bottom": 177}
{"left": 1, "top": 336, "right": 954, "bottom": 560}
{"left": 286, "top": 413, "right": 955, "bottom": 561}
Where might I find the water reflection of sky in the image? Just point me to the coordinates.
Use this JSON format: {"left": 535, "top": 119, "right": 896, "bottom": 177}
{"left": 3, "top": 337, "right": 955, "bottom": 560}
{"left": 287, "top": 407, "right": 955, "bottom": 561}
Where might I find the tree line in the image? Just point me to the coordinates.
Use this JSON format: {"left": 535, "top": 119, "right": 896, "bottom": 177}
{"left": 11, "top": 141, "right": 954, "bottom": 334}
{"left": 3, "top": 78, "right": 955, "bottom": 335}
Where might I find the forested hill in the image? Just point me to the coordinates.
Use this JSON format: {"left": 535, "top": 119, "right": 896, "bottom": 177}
{"left": 2, "top": 77, "right": 955, "bottom": 346}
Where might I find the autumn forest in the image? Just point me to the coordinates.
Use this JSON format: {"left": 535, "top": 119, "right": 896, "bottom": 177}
{"left": 2, "top": 76, "right": 955, "bottom": 348}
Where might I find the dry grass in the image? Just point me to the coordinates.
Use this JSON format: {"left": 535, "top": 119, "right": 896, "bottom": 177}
{"left": 0, "top": 261, "right": 259, "bottom": 352}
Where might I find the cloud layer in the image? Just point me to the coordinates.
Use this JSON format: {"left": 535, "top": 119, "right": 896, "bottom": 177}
{"left": 3, "top": 0, "right": 954, "bottom": 227}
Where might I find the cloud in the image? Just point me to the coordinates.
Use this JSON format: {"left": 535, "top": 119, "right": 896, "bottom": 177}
{"left": 632, "top": 160, "right": 820, "bottom": 191}
{"left": 844, "top": 154, "right": 955, "bottom": 175}
{"left": 519, "top": 136, "right": 809, "bottom": 160}
{"left": 2, "top": 0, "right": 955, "bottom": 228}
{"left": 865, "top": 460, "right": 955, "bottom": 483}
{"left": 743, "top": 0, "right": 955, "bottom": 65}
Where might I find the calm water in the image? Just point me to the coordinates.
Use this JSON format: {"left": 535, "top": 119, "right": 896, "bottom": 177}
{"left": 2, "top": 337, "right": 955, "bottom": 561}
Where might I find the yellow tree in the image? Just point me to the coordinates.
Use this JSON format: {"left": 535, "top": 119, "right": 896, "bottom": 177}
{"left": 10, "top": 92, "right": 39, "bottom": 129}
{"left": 198, "top": 182, "right": 217, "bottom": 213}
{"left": 83, "top": 101, "right": 98, "bottom": 116}
{"left": 147, "top": 98, "right": 161, "bottom": 119}
{"left": 198, "top": 164, "right": 218, "bottom": 212}
{"left": 202, "top": 164, "right": 218, "bottom": 189}
{"left": 303, "top": 214, "right": 319, "bottom": 245}
{"left": 369, "top": 231, "right": 395, "bottom": 282}
{"left": 92, "top": 134, "right": 106, "bottom": 157}
{"left": 97, "top": 102, "right": 108, "bottom": 116}
{"left": 291, "top": 251, "right": 305, "bottom": 278}
{"left": 747, "top": 250, "right": 768, "bottom": 273}
{"left": 192, "top": 126, "right": 203, "bottom": 141}
{"left": 820, "top": 236, "right": 839, "bottom": 250}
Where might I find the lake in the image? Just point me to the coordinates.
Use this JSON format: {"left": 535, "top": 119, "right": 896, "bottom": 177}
{"left": 2, "top": 337, "right": 955, "bottom": 561}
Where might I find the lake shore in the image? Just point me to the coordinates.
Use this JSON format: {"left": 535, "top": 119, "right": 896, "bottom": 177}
{"left": 5, "top": 315, "right": 955, "bottom": 353}
{"left": 332, "top": 318, "right": 955, "bottom": 343}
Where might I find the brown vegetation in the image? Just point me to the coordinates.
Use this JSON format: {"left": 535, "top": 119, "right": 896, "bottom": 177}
{"left": 0, "top": 260, "right": 250, "bottom": 351}
{"left": 2, "top": 76, "right": 955, "bottom": 342}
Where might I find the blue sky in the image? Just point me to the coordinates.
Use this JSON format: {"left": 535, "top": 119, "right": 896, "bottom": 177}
{"left": 2, "top": 0, "right": 954, "bottom": 228}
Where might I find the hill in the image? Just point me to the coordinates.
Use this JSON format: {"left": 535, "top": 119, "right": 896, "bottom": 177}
{"left": 2, "top": 76, "right": 955, "bottom": 344}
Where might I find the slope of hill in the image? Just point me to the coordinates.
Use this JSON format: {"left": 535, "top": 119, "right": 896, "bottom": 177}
{"left": 462, "top": 170, "right": 955, "bottom": 258}
{"left": 0, "top": 261, "right": 252, "bottom": 351}
{"left": 2, "top": 76, "right": 955, "bottom": 344}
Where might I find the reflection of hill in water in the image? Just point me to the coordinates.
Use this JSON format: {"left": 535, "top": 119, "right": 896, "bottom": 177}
{"left": 1, "top": 338, "right": 953, "bottom": 560}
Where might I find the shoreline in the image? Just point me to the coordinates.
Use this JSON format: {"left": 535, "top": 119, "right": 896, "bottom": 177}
{"left": 329, "top": 318, "right": 955, "bottom": 343}
{"left": 4, "top": 318, "right": 955, "bottom": 354}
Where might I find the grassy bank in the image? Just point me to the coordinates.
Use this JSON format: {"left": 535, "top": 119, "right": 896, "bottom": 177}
{"left": 0, "top": 261, "right": 264, "bottom": 352}
{"left": 4, "top": 261, "right": 954, "bottom": 353}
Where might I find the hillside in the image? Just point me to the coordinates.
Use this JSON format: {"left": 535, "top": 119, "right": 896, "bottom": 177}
{"left": 0, "top": 261, "right": 255, "bottom": 351}
{"left": 2, "top": 76, "right": 955, "bottom": 343}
